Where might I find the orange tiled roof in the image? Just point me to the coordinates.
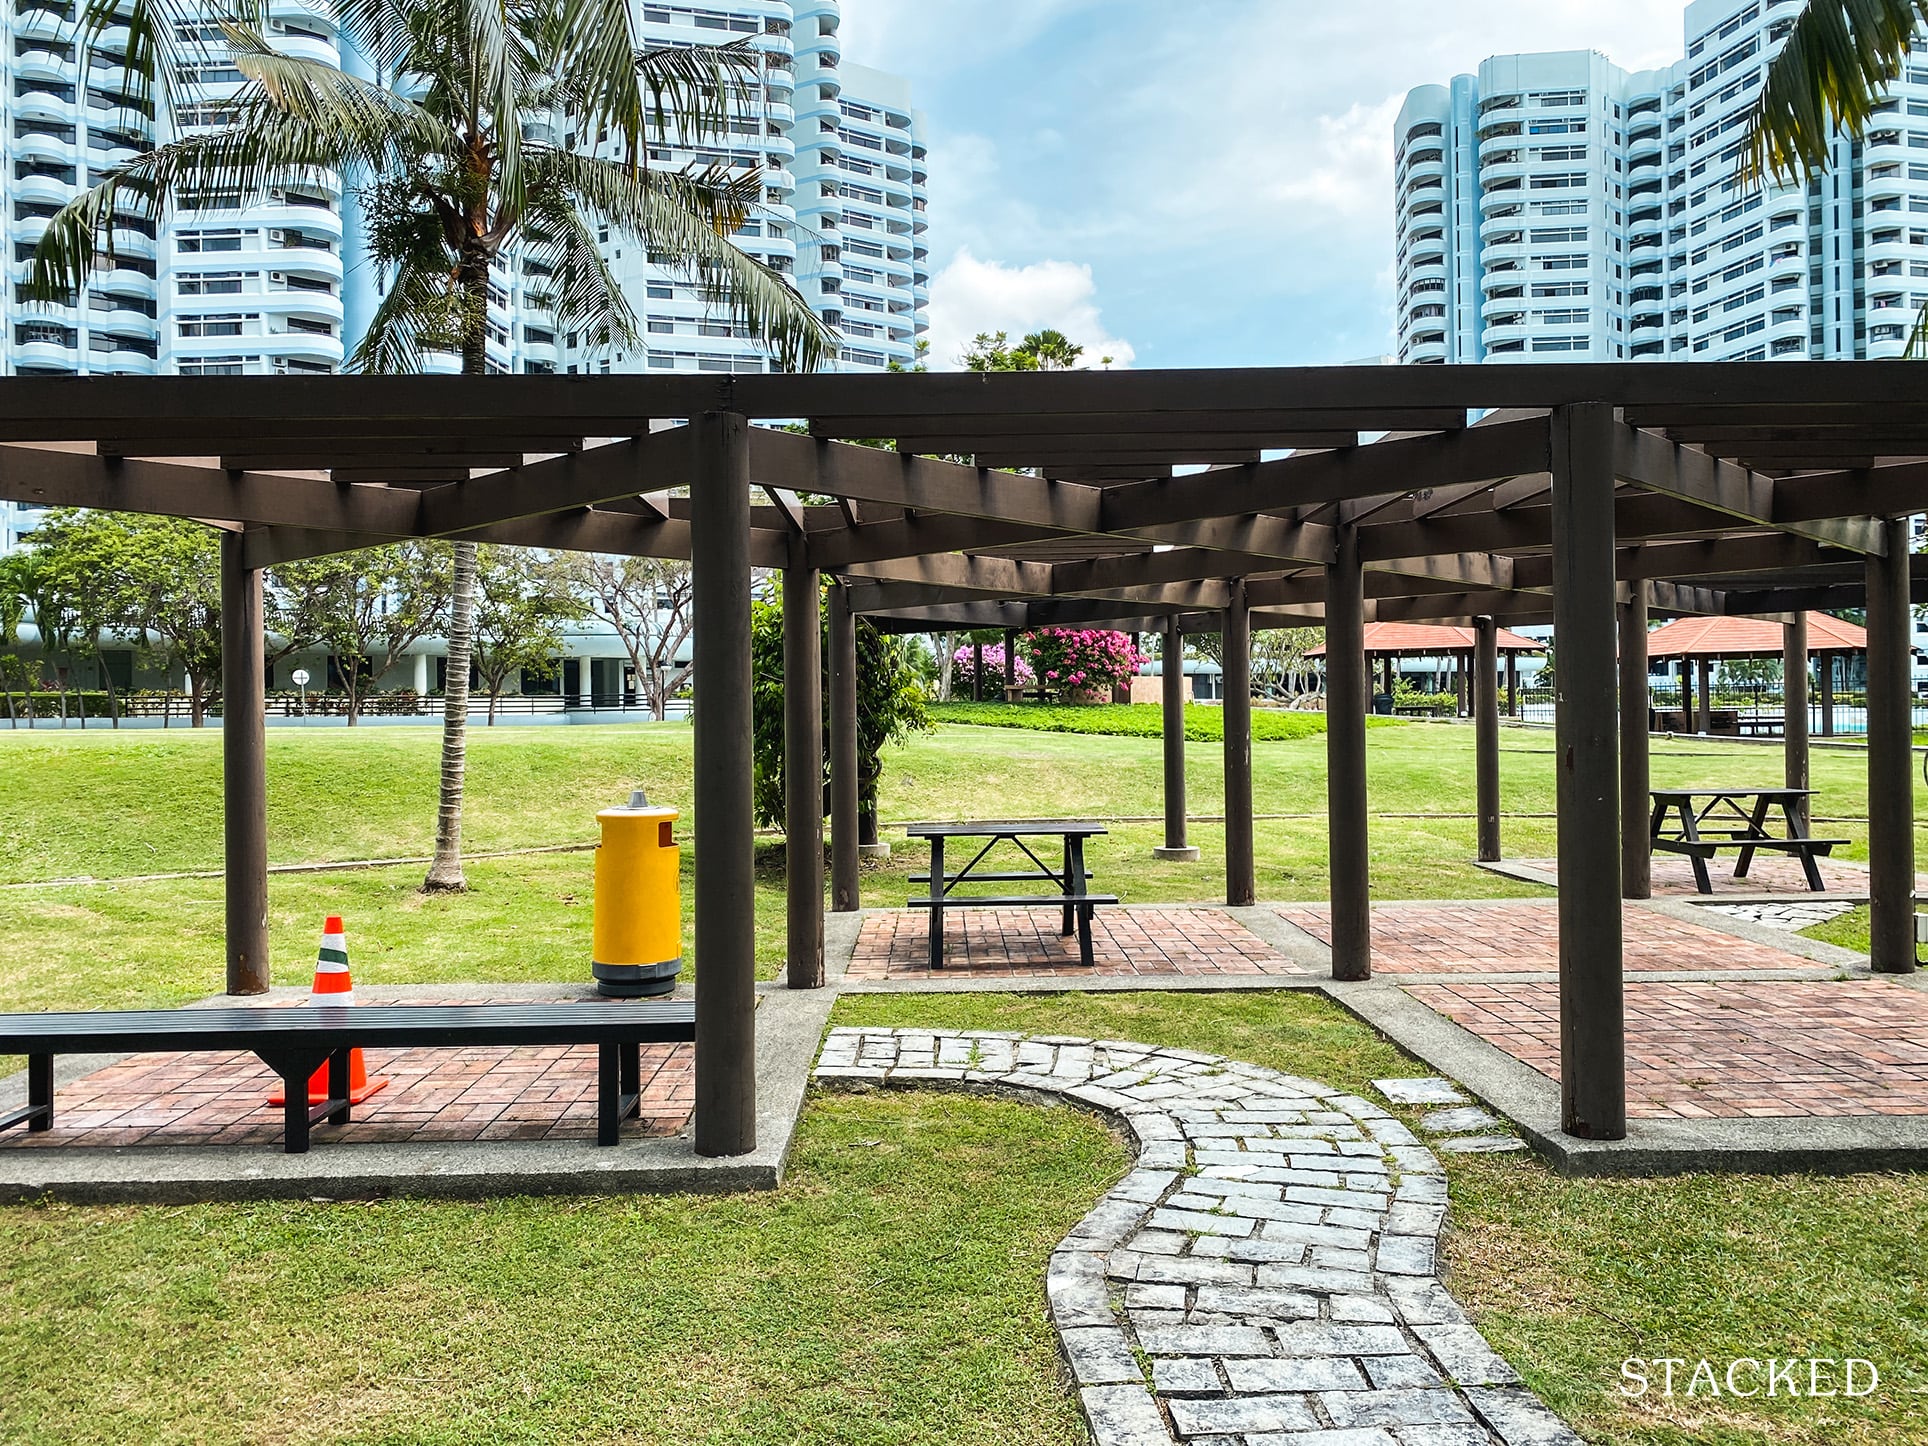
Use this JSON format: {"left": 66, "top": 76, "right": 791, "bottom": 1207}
{"left": 1642, "top": 613, "right": 1865, "bottom": 659}
{"left": 1308, "top": 622, "right": 1545, "bottom": 658}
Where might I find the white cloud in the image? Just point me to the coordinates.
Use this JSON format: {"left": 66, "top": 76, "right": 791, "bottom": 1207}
{"left": 926, "top": 249, "right": 1136, "bottom": 371}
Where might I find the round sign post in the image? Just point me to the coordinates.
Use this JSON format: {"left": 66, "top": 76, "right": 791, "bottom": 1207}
{"left": 291, "top": 667, "right": 310, "bottom": 713}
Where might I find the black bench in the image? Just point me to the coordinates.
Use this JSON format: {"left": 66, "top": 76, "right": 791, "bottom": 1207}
{"left": 0, "top": 1002, "right": 696, "bottom": 1153}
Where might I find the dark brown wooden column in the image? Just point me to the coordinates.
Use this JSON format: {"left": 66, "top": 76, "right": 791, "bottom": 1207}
{"left": 1325, "top": 524, "right": 1371, "bottom": 980}
{"left": 1783, "top": 613, "right": 1810, "bottom": 833}
{"left": 1866, "top": 520, "right": 1917, "bottom": 974}
{"left": 782, "top": 565, "right": 824, "bottom": 989}
{"left": 1551, "top": 402, "right": 1625, "bottom": 1140}
{"left": 1156, "top": 615, "right": 1199, "bottom": 860}
{"left": 1817, "top": 650, "right": 1836, "bottom": 738}
{"left": 1474, "top": 616, "right": 1501, "bottom": 863}
{"left": 1619, "top": 581, "right": 1651, "bottom": 900}
{"left": 828, "top": 582, "right": 860, "bottom": 913}
{"left": 1222, "top": 579, "right": 1255, "bottom": 905}
{"left": 221, "top": 530, "right": 269, "bottom": 996}
{"left": 1679, "top": 658, "right": 1694, "bottom": 733}
{"left": 1506, "top": 650, "right": 1518, "bottom": 718}
{"left": 1003, "top": 628, "right": 1016, "bottom": 694}
{"left": 691, "top": 410, "right": 756, "bottom": 1156}
{"left": 1696, "top": 656, "right": 1713, "bottom": 731}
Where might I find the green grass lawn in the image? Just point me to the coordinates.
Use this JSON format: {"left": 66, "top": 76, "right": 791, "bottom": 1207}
{"left": 3, "top": 723, "right": 1924, "bottom": 1443}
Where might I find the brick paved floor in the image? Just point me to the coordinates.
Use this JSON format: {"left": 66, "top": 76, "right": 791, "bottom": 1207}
{"left": 848, "top": 907, "right": 1311, "bottom": 981}
{"left": 0, "top": 1002, "right": 692, "bottom": 1149}
{"left": 1278, "top": 901, "right": 1817, "bottom": 974}
{"left": 1512, "top": 854, "right": 1882, "bottom": 896}
{"left": 1407, "top": 978, "right": 1928, "bottom": 1118}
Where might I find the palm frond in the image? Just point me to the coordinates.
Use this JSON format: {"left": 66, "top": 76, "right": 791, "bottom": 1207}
{"left": 221, "top": 25, "right": 453, "bottom": 161}
{"left": 1744, "top": 0, "right": 1928, "bottom": 184}
{"left": 632, "top": 37, "right": 761, "bottom": 148}
{"left": 25, "top": 110, "right": 367, "bottom": 299}
{"left": 545, "top": 0, "right": 649, "bottom": 156}
{"left": 73, "top": 0, "right": 263, "bottom": 125}
{"left": 520, "top": 191, "right": 638, "bottom": 349}
{"left": 348, "top": 252, "right": 469, "bottom": 374}
{"left": 528, "top": 147, "right": 831, "bottom": 369}
{"left": 1904, "top": 299, "right": 1928, "bottom": 357}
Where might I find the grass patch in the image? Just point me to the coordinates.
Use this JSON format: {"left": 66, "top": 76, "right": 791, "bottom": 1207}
{"left": 1800, "top": 904, "right": 1872, "bottom": 955}
{"left": 0, "top": 1089, "right": 1126, "bottom": 1446}
{"left": 927, "top": 700, "right": 1345, "bottom": 742}
{"left": 835, "top": 992, "right": 1928, "bottom": 1446}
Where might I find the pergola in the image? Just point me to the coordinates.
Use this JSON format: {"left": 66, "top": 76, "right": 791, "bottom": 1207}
{"left": 1644, "top": 613, "right": 1868, "bottom": 736}
{"left": 3, "top": 363, "right": 1926, "bottom": 1154}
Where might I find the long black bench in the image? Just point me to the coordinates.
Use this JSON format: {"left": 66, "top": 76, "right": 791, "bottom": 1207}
{"left": 0, "top": 1002, "right": 696, "bottom": 1153}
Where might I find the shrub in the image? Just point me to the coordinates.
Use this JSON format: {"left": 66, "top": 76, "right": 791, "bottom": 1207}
{"left": 951, "top": 641, "right": 1033, "bottom": 696}
{"left": 1022, "top": 628, "right": 1142, "bottom": 702}
{"left": 927, "top": 701, "right": 1389, "bottom": 743}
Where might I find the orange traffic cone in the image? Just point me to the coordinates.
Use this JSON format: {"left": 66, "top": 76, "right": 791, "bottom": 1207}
{"left": 268, "top": 915, "right": 390, "bottom": 1106}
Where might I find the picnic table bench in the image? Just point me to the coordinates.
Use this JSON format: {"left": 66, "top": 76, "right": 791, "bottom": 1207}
{"left": 1649, "top": 787, "right": 1847, "bottom": 894}
{"left": 906, "top": 820, "right": 1116, "bottom": 969}
{"left": 0, "top": 1001, "right": 695, "bottom": 1153}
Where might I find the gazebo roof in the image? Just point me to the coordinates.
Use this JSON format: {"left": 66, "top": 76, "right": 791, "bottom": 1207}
{"left": 1307, "top": 622, "right": 1544, "bottom": 659}
{"left": 1643, "top": 613, "right": 1866, "bottom": 659}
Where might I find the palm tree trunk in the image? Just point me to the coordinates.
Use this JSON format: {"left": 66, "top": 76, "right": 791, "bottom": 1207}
{"left": 426, "top": 540, "right": 477, "bottom": 889}
{"left": 424, "top": 257, "right": 493, "bottom": 892}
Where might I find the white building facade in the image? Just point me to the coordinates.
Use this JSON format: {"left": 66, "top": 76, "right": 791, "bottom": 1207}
{"left": 1396, "top": 0, "right": 1928, "bottom": 366}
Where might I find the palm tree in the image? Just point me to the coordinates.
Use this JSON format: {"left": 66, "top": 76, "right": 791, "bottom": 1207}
{"left": 1016, "top": 327, "right": 1083, "bottom": 370}
{"left": 30, "top": 0, "right": 833, "bottom": 891}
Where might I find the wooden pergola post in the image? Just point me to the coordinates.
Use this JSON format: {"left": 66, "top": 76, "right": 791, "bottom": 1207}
{"left": 1551, "top": 403, "right": 1626, "bottom": 1140}
{"left": 782, "top": 564, "right": 824, "bottom": 989}
{"left": 1817, "top": 650, "right": 1835, "bottom": 738}
{"left": 1474, "top": 616, "right": 1500, "bottom": 863}
{"left": 1866, "top": 519, "right": 1917, "bottom": 975}
{"left": 828, "top": 583, "right": 860, "bottom": 913}
{"left": 1326, "top": 524, "right": 1371, "bottom": 980}
{"left": 1156, "top": 615, "right": 1199, "bottom": 861}
{"left": 1696, "top": 656, "right": 1713, "bottom": 732}
{"left": 1783, "top": 613, "right": 1810, "bottom": 834}
{"left": 221, "top": 530, "right": 269, "bottom": 996}
{"left": 691, "top": 411, "right": 756, "bottom": 1157}
{"left": 971, "top": 638, "right": 983, "bottom": 702}
{"left": 1506, "top": 650, "right": 1518, "bottom": 718}
{"left": 1619, "top": 581, "right": 1651, "bottom": 900}
{"left": 1222, "top": 579, "right": 1255, "bottom": 906}
{"left": 1678, "top": 657, "right": 1694, "bottom": 733}
{"left": 1003, "top": 627, "right": 1016, "bottom": 695}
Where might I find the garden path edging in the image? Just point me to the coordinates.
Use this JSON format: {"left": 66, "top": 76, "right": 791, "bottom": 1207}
{"left": 815, "top": 1027, "right": 1579, "bottom": 1446}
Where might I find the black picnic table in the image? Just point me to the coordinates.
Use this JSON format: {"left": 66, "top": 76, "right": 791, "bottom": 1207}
{"left": 906, "top": 820, "right": 1117, "bottom": 969}
{"left": 1649, "top": 787, "right": 1848, "bottom": 894}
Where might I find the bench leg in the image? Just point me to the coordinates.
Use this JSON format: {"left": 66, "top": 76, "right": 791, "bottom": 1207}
{"left": 1677, "top": 802, "right": 1713, "bottom": 894}
{"left": 1795, "top": 846, "right": 1826, "bottom": 892}
{"left": 282, "top": 1068, "right": 311, "bottom": 1154}
{"left": 621, "top": 1041, "right": 641, "bottom": 1121}
{"left": 326, "top": 1048, "right": 352, "bottom": 1126}
{"left": 1733, "top": 795, "right": 1773, "bottom": 879}
{"left": 928, "top": 902, "right": 945, "bottom": 970}
{"left": 598, "top": 1043, "right": 626, "bottom": 1146}
{"left": 1, "top": 1053, "right": 56, "bottom": 1134}
{"left": 1078, "top": 904, "right": 1095, "bottom": 968}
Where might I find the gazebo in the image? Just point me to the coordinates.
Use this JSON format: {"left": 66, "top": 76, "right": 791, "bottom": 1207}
{"left": 1308, "top": 620, "right": 1545, "bottom": 716}
{"left": 1643, "top": 613, "right": 1867, "bottom": 736}
{"left": 3, "top": 364, "right": 1927, "bottom": 1154}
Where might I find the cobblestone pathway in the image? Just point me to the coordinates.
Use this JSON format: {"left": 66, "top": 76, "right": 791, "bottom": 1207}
{"left": 816, "top": 1028, "right": 1577, "bottom": 1446}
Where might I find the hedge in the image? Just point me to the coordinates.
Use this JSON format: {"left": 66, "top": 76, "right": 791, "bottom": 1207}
{"left": 928, "top": 701, "right": 1402, "bottom": 742}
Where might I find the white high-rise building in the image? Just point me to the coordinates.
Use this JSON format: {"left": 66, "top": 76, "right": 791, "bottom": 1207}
{"left": 3, "top": 0, "right": 921, "bottom": 384}
{"left": 1395, "top": 0, "right": 1928, "bottom": 365}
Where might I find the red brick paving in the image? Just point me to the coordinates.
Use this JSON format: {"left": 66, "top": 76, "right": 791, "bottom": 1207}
{"left": 848, "top": 907, "right": 1310, "bottom": 981}
{"left": 1513, "top": 854, "right": 1887, "bottom": 896}
{"left": 0, "top": 1001, "right": 692, "bottom": 1150}
{"left": 1407, "top": 978, "right": 1928, "bottom": 1118}
{"left": 1278, "top": 901, "right": 1816, "bottom": 974}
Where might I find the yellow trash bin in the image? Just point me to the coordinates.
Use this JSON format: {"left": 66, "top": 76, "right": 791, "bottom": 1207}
{"left": 591, "top": 789, "right": 683, "bottom": 998}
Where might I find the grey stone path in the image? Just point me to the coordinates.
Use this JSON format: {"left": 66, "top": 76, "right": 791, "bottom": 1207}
{"left": 815, "top": 1029, "right": 1579, "bottom": 1446}
{"left": 1704, "top": 899, "right": 1856, "bottom": 933}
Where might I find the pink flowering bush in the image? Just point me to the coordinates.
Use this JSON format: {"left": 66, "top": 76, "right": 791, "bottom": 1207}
{"left": 1022, "top": 628, "right": 1143, "bottom": 703}
{"left": 951, "top": 641, "right": 1034, "bottom": 695}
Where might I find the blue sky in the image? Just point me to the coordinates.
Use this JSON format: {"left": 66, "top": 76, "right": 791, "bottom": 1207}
{"left": 838, "top": 1, "right": 1697, "bottom": 371}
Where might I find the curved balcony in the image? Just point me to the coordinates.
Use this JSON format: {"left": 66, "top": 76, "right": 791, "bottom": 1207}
{"left": 1477, "top": 213, "right": 1524, "bottom": 244}
{"left": 12, "top": 47, "right": 78, "bottom": 84}
{"left": 1865, "top": 238, "right": 1916, "bottom": 270}
{"left": 1627, "top": 161, "right": 1662, "bottom": 190}
{"left": 1404, "top": 336, "right": 1448, "bottom": 364}
{"left": 260, "top": 285, "right": 344, "bottom": 326}
{"left": 259, "top": 331, "right": 344, "bottom": 367}
{"left": 87, "top": 350, "right": 159, "bottom": 376}
{"left": 14, "top": 5, "right": 71, "bottom": 40}
{"left": 270, "top": 34, "right": 338, "bottom": 66}
{"left": 86, "top": 291, "right": 157, "bottom": 326}
{"left": 96, "top": 263, "right": 158, "bottom": 295}
{"left": 1865, "top": 172, "right": 1910, "bottom": 206}
{"left": 13, "top": 172, "right": 77, "bottom": 210}
{"left": 13, "top": 125, "right": 80, "bottom": 163}
{"left": 12, "top": 339, "right": 83, "bottom": 371}
{"left": 1477, "top": 131, "right": 1521, "bottom": 161}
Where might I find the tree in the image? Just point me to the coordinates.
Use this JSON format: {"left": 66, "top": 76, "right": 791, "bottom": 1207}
{"left": 566, "top": 554, "right": 695, "bottom": 719}
{"left": 1744, "top": 1, "right": 1928, "bottom": 347}
{"left": 471, "top": 546, "right": 588, "bottom": 724}
{"left": 266, "top": 545, "right": 449, "bottom": 725}
{"left": 0, "top": 554, "right": 31, "bottom": 727}
{"left": 34, "top": 0, "right": 832, "bottom": 888}
{"left": 1251, "top": 628, "right": 1322, "bottom": 700}
{"left": 749, "top": 576, "right": 931, "bottom": 833}
{"left": 959, "top": 328, "right": 1086, "bottom": 372}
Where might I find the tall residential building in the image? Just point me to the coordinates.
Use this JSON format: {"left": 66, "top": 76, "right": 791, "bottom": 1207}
{"left": 1394, "top": 0, "right": 1928, "bottom": 365}
{"left": 4, "top": 0, "right": 923, "bottom": 383}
